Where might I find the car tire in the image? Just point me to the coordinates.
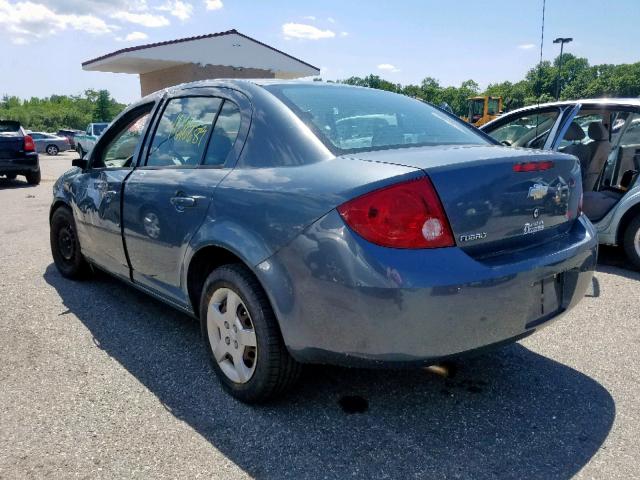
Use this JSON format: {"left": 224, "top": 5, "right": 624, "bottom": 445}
{"left": 77, "top": 145, "right": 84, "bottom": 159}
{"left": 622, "top": 215, "right": 640, "bottom": 270}
{"left": 46, "top": 144, "right": 59, "bottom": 156}
{"left": 50, "top": 206, "right": 90, "bottom": 279}
{"left": 25, "top": 169, "right": 41, "bottom": 185}
{"left": 200, "top": 264, "right": 301, "bottom": 403}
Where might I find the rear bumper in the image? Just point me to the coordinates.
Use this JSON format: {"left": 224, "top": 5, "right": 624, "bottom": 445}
{"left": 0, "top": 153, "right": 39, "bottom": 174}
{"left": 257, "top": 211, "right": 597, "bottom": 366}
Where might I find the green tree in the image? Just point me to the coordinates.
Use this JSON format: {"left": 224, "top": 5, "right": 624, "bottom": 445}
{"left": 93, "top": 90, "right": 112, "bottom": 122}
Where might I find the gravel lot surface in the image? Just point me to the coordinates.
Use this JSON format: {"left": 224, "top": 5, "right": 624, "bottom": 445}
{"left": 1, "top": 151, "right": 639, "bottom": 479}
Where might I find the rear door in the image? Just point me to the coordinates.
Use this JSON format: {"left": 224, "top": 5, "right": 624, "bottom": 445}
{"left": 70, "top": 104, "right": 156, "bottom": 278}
{"left": 123, "top": 90, "right": 246, "bottom": 305}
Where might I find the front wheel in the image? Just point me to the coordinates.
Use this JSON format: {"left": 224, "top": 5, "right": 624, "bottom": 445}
{"left": 76, "top": 144, "right": 85, "bottom": 159}
{"left": 50, "top": 207, "right": 90, "bottom": 279}
{"left": 623, "top": 215, "right": 640, "bottom": 270}
{"left": 25, "top": 169, "right": 41, "bottom": 185}
{"left": 200, "top": 264, "right": 301, "bottom": 403}
{"left": 46, "top": 145, "right": 59, "bottom": 156}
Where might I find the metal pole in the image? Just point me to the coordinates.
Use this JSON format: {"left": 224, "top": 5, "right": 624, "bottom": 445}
{"left": 555, "top": 42, "right": 564, "bottom": 100}
{"left": 553, "top": 37, "right": 573, "bottom": 100}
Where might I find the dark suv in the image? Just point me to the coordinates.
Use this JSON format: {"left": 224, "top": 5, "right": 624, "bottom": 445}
{"left": 0, "top": 120, "right": 40, "bottom": 184}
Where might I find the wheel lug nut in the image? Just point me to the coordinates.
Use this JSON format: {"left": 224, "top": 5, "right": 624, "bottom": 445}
{"left": 225, "top": 337, "right": 230, "bottom": 345}
{"left": 234, "top": 341, "right": 238, "bottom": 349}
{"left": 224, "top": 321, "right": 229, "bottom": 329}
{"left": 233, "top": 325, "right": 237, "bottom": 333}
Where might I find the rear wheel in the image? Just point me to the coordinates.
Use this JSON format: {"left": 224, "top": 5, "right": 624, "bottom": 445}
{"left": 200, "top": 264, "right": 300, "bottom": 403}
{"left": 25, "top": 169, "right": 41, "bottom": 185}
{"left": 50, "top": 207, "right": 90, "bottom": 279}
{"left": 622, "top": 215, "right": 640, "bottom": 270}
{"left": 46, "top": 144, "right": 59, "bottom": 156}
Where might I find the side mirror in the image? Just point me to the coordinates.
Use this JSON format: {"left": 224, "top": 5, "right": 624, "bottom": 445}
{"left": 72, "top": 158, "right": 88, "bottom": 170}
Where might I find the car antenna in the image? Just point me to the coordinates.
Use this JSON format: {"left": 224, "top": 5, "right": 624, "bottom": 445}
{"left": 534, "top": 0, "right": 546, "bottom": 142}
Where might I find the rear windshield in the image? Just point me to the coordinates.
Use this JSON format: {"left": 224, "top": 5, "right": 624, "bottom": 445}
{"left": 0, "top": 121, "right": 21, "bottom": 134}
{"left": 264, "top": 84, "right": 488, "bottom": 153}
{"left": 94, "top": 124, "right": 108, "bottom": 136}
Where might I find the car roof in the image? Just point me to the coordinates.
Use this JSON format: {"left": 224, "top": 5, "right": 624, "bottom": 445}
{"left": 507, "top": 98, "right": 640, "bottom": 113}
{"left": 135, "top": 79, "right": 373, "bottom": 106}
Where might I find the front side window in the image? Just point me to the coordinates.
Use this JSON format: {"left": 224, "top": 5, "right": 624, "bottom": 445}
{"left": 146, "top": 97, "right": 222, "bottom": 167}
{"left": 488, "top": 109, "right": 560, "bottom": 148}
{"left": 265, "top": 85, "right": 487, "bottom": 153}
{"left": 93, "top": 109, "right": 151, "bottom": 169}
{"left": 487, "top": 98, "right": 500, "bottom": 115}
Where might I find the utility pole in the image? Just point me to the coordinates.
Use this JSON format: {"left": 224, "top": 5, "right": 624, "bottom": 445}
{"left": 553, "top": 37, "right": 573, "bottom": 100}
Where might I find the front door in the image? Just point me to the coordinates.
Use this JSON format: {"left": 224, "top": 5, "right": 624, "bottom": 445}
{"left": 123, "top": 95, "right": 244, "bottom": 305}
{"left": 71, "top": 105, "right": 155, "bottom": 277}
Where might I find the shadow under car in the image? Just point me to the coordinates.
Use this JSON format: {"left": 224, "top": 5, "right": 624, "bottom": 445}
{"left": 44, "top": 264, "right": 615, "bottom": 479}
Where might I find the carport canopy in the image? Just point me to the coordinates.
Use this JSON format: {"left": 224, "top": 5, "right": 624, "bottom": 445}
{"left": 82, "top": 29, "right": 320, "bottom": 95}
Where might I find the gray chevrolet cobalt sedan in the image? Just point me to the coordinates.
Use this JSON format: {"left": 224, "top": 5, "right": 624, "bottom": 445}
{"left": 50, "top": 80, "right": 597, "bottom": 402}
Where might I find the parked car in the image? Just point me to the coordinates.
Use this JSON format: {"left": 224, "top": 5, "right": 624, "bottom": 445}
{"left": 50, "top": 81, "right": 597, "bottom": 403}
{"left": 482, "top": 99, "right": 640, "bottom": 269}
{"left": 75, "top": 122, "right": 109, "bottom": 158}
{"left": 56, "top": 129, "right": 83, "bottom": 149}
{"left": 0, "top": 120, "right": 40, "bottom": 184}
{"left": 28, "top": 132, "right": 71, "bottom": 156}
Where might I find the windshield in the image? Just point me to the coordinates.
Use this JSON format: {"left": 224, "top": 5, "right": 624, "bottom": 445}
{"left": 94, "top": 124, "right": 108, "bottom": 136}
{"left": 265, "top": 84, "right": 487, "bottom": 153}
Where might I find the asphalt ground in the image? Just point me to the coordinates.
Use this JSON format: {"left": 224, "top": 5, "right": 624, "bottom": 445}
{"left": 0, "top": 151, "right": 639, "bottom": 479}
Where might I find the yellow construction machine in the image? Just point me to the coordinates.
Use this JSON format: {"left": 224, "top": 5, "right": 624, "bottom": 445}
{"left": 461, "top": 96, "right": 503, "bottom": 126}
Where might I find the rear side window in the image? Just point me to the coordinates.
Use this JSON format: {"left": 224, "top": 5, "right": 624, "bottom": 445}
{"left": 264, "top": 84, "right": 486, "bottom": 153}
{"left": 146, "top": 97, "right": 222, "bottom": 167}
{"left": 203, "top": 101, "right": 241, "bottom": 166}
{"left": 0, "top": 121, "right": 20, "bottom": 134}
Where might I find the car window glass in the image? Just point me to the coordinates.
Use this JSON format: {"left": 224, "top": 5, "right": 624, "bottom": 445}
{"left": 265, "top": 85, "right": 486, "bottom": 152}
{"left": 558, "top": 113, "right": 605, "bottom": 148}
{"left": 602, "top": 113, "right": 640, "bottom": 189}
{"left": 202, "top": 101, "right": 241, "bottom": 166}
{"left": 93, "top": 112, "right": 151, "bottom": 169}
{"left": 146, "top": 97, "right": 222, "bottom": 167}
{"left": 31, "top": 133, "right": 42, "bottom": 139}
{"left": 488, "top": 110, "right": 559, "bottom": 148}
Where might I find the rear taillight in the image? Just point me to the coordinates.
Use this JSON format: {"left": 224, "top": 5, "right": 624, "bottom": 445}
{"left": 337, "top": 177, "right": 455, "bottom": 249}
{"left": 23, "top": 135, "right": 35, "bottom": 152}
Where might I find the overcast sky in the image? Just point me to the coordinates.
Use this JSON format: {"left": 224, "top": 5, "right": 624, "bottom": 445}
{"left": 1, "top": 0, "right": 639, "bottom": 104}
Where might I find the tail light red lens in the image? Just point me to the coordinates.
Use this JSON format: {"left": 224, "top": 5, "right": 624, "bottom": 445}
{"left": 23, "top": 135, "right": 35, "bottom": 152}
{"left": 337, "top": 177, "right": 455, "bottom": 249}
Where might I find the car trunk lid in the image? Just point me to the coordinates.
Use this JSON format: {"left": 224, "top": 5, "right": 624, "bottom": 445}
{"left": 351, "top": 144, "right": 582, "bottom": 256}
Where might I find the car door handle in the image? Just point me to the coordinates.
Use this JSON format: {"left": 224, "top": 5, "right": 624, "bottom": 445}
{"left": 170, "top": 195, "right": 196, "bottom": 210}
